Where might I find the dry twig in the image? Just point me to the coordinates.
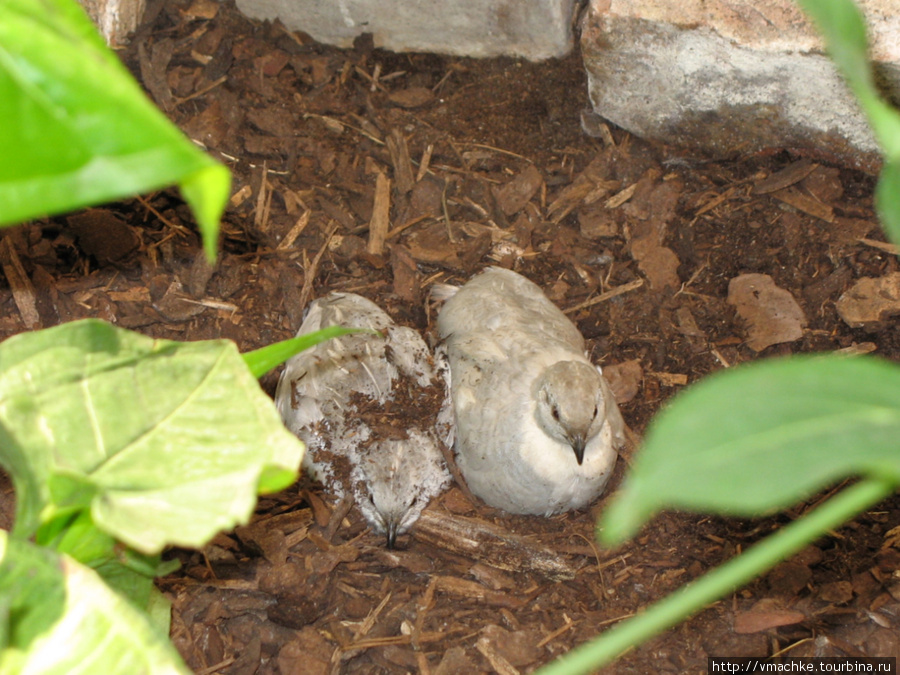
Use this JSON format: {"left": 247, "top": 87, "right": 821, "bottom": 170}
{"left": 413, "top": 511, "right": 581, "bottom": 581}
{"left": 0, "top": 237, "right": 40, "bottom": 329}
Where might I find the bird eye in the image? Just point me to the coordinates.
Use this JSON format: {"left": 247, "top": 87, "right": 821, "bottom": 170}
{"left": 593, "top": 405, "right": 599, "bottom": 418}
{"left": 551, "top": 406, "right": 560, "bottom": 421}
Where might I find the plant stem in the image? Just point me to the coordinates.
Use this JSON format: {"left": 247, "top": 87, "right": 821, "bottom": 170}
{"left": 535, "top": 478, "right": 895, "bottom": 675}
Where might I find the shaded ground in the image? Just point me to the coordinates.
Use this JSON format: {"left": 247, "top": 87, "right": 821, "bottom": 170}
{"left": 2, "top": 0, "right": 900, "bottom": 672}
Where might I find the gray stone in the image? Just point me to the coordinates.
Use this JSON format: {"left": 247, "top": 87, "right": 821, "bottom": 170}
{"left": 234, "top": 0, "right": 576, "bottom": 60}
{"left": 580, "top": 3, "right": 898, "bottom": 170}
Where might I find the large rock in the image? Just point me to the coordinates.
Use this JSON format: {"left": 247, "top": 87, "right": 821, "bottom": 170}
{"left": 581, "top": 0, "right": 900, "bottom": 171}
{"left": 233, "top": 0, "right": 576, "bottom": 60}
{"left": 78, "top": 0, "right": 146, "bottom": 46}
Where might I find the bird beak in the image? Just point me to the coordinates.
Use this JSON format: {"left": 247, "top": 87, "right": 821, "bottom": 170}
{"left": 386, "top": 520, "right": 398, "bottom": 549}
{"left": 571, "top": 435, "right": 586, "bottom": 465}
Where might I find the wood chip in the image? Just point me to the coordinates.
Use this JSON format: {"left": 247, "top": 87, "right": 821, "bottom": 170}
{"left": 604, "top": 182, "right": 637, "bottom": 209}
{"left": 183, "top": 0, "right": 219, "bottom": 20}
{"left": 494, "top": 165, "right": 543, "bottom": 216}
{"left": 546, "top": 152, "right": 612, "bottom": 223}
{"left": 694, "top": 187, "right": 735, "bottom": 216}
{"left": 230, "top": 184, "right": 252, "bottom": 207}
{"left": 411, "top": 578, "right": 437, "bottom": 647}
{"left": 299, "top": 223, "right": 338, "bottom": 311}
{"left": 476, "top": 636, "right": 520, "bottom": 675}
{"left": 858, "top": 237, "right": 899, "bottom": 256}
{"left": 675, "top": 305, "right": 706, "bottom": 338}
{"left": 431, "top": 576, "right": 524, "bottom": 608}
{"left": 564, "top": 279, "right": 643, "bottom": 314}
{"left": 415, "top": 651, "right": 431, "bottom": 675}
{"left": 386, "top": 129, "right": 415, "bottom": 195}
{"left": 580, "top": 110, "right": 614, "bottom": 144}
{"left": 354, "top": 592, "right": 392, "bottom": 639}
{"left": 649, "top": 372, "right": 688, "bottom": 386}
{"left": 834, "top": 342, "right": 877, "bottom": 356}
{"left": 547, "top": 180, "right": 595, "bottom": 223}
{"left": 578, "top": 201, "right": 619, "bottom": 239}
{"left": 345, "top": 631, "right": 445, "bottom": 651}
{"left": 367, "top": 172, "right": 391, "bottom": 256}
{"left": 186, "top": 249, "right": 216, "bottom": 297}
{"left": 30, "top": 264, "right": 58, "bottom": 326}
{"left": 819, "top": 580, "right": 854, "bottom": 604}
{"left": 752, "top": 159, "right": 818, "bottom": 195}
{"left": 0, "top": 237, "right": 40, "bottom": 329}
{"left": 277, "top": 210, "right": 312, "bottom": 251}
{"left": 536, "top": 615, "right": 574, "bottom": 648}
{"left": 67, "top": 210, "right": 140, "bottom": 264}
{"left": 253, "top": 162, "right": 271, "bottom": 231}
{"left": 405, "top": 221, "right": 463, "bottom": 268}
{"left": 389, "top": 244, "right": 421, "bottom": 303}
{"left": 583, "top": 179, "right": 620, "bottom": 205}
{"left": 771, "top": 187, "right": 834, "bottom": 223}
{"left": 137, "top": 38, "right": 175, "bottom": 111}
{"left": 416, "top": 144, "right": 434, "bottom": 183}
{"left": 108, "top": 288, "right": 152, "bottom": 303}
{"left": 413, "top": 510, "right": 580, "bottom": 581}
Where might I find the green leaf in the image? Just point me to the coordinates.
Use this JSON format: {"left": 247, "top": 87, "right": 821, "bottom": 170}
{"left": 92, "top": 554, "right": 162, "bottom": 615}
{"left": 37, "top": 509, "right": 115, "bottom": 565}
{"left": 242, "top": 326, "right": 375, "bottom": 378}
{"left": 179, "top": 163, "right": 231, "bottom": 262}
{"left": 796, "top": 0, "right": 900, "bottom": 159}
{"left": 256, "top": 465, "right": 302, "bottom": 494}
{"left": 0, "top": 532, "right": 190, "bottom": 674}
{"left": 0, "top": 0, "right": 230, "bottom": 256}
{"left": 33, "top": 508, "right": 173, "bottom": 621}
{"left": 600, "top": 355, "right": 900, "bottom": 545}
{"left": 0, "top": 319, "right": 304, "bottom": 554}
{"left": 539, "top": 479, "right": 894, "bottom": 675}
{"left": 0, "top": 532, "right": 66, "bottom": 653}
{"left": 796, "top": 0, "right": 872, "bottom": 90}
{"left": 145, "top": 586, "right": 176, "bottom": 636}
{"left": 875, "top": 159, "right": 900, "bottom": 248}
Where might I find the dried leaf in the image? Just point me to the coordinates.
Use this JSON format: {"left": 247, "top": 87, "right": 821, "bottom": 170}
{"left": 387, "top": 87, "right": 434, "bottom": 109}
{"left": 733, "top": 609, "right": 806, "bottom": 634}
{"left": 727, "top": 274, "right": 807, "bottom": 351}
{"left": 836, "top": 273, "right": 900, "bottom": 328}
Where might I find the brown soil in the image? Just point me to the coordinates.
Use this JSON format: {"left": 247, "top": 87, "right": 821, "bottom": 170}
{"left": 2, "top": 0, "right": 899, "bottom": 672}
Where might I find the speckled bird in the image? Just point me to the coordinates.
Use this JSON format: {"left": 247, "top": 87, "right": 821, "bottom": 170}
{"left": 275, "top": 292, "right": 451, "bottom": 547}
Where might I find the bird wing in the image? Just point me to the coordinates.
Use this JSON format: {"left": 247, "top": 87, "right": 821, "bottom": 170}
{"left": 598, "top": 369, "right": 626, "bottom": 448}
{"left": 385, "top": 325, "right": 435, "bottom": 387}
{"left": 434, "top": 345, "right": 456, "bottom": 450}
{"left": 438, "top": 268, "right": 585, "bottom": 357}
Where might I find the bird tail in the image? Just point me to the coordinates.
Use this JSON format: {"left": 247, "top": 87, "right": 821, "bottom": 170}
{"left": 428, "top": 282, "right": 459, "bottom": 304}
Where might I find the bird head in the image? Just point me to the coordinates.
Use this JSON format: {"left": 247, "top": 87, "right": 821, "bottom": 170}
{"left": 363, "top": 485, "right": 420, "bottom": 549}
{"left": 534, "top": 361, "right": 608, "bottom": 465}
{"left": 356, "top": 440, "right": 427, "bottom": 548}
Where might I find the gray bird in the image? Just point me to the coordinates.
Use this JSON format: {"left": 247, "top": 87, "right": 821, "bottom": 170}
{"left": 275, "top": 292, "right": 451, "bottom": 547}
{"left": 435, "top": 267, "right": 624, "bottom": 516}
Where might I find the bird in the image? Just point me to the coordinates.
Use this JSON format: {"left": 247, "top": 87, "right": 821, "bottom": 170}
{"left": 434, "top": 266, "right": 625, "bottom": 516}
{"left": 274, "top": 292, "right": 451, "bottom": 547}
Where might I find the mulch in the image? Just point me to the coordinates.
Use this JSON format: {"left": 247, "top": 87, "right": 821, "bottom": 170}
{"left": 1, "top": 0, "right": 899, "bottom": 672}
